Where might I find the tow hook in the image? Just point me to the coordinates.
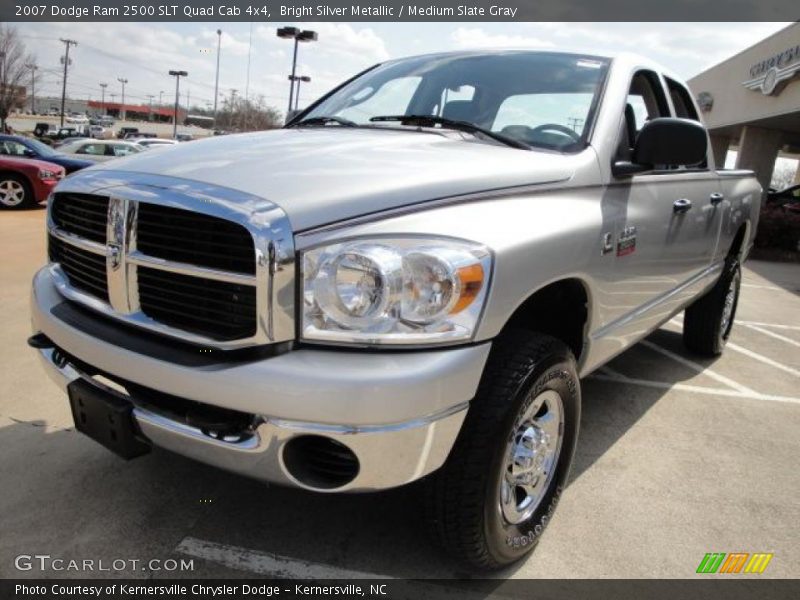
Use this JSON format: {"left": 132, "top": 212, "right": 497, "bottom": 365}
{"left": 27, "top": 333, "right": 54, "bottom": 349}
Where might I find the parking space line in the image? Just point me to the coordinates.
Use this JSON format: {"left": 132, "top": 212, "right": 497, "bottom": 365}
{"left": 640, "top": 340, "right": 758, "bottom": 395}
{"left": 726, "top": 342, "right": 800, "bottom": 379}
{"left": 590, "top": 373, "right": 800, "bottom": 406}
{"left": 175, "top": 536, "right": 390, "bottom": 579}
{"left": 738, "top": 321, "right": 800, "bottom": 332}
{"left": 740, "top": 284, "right": 786, "bottom": 291}
{"left": 740, "top": 323, "right": 800, "bottom": 349}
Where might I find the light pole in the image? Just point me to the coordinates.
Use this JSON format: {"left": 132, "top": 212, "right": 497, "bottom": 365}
{"left": 25, "top": 63, "right": 38, "bottom": 114}
{"left": 277, "top": 27, "right": 317, "bottom": 118}
{"left": 158, "top": 90, "right": 164, "bottom": 106}
{"left": 168, "top": 70, "right": 187, "bottom": 138}
{"left": 58, "top": 39, "right": 77, "bottom": 127}
{"left": 117, "top": 77, "right": 128, "bottom": 120}
{"left": 289, "top": 75, "right": 311, "bottom": 112}
{"left": 0, "top": 52, "right": 5, "bottom": 130}
{"left": 213, "top": 28, "right": 222, "bottom": 129}
{"left": 146, "top": 94, "right": 154, "bottom": 121}
{"left": 99, "top": 83, "right": 107, "bottom": 114}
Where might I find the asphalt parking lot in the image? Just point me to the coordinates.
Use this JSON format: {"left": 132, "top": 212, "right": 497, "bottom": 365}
{"left": 1, "top": 207, "right": 798, "bottom": 581}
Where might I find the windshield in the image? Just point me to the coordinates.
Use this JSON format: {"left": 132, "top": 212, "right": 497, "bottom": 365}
{"left": 26, "top": 138, "right": 57, "bottom": 157}
{"left": 301, "top": 51, "right": 610, "bottom": 152}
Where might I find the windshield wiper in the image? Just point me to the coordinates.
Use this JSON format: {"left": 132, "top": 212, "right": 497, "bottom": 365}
{"left": 369, "top": 115, "right": 530, "bottom": 150}
{"left": 291, "top": 116, "right": 358, "bottom": 128}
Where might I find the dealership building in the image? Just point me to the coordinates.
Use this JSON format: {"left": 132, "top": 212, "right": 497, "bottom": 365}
{"left": 689, "top": 22, "right": 800, "bottom": 192}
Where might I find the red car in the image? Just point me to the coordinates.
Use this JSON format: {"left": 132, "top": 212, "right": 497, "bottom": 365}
{"left": 0, "top": 156, "right": 65, "bottom": 209}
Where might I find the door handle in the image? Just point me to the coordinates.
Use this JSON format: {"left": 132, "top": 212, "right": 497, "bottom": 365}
{"left": 710, "top": 192, "right": 724, "bottom": 206}
{"left": 673, "top": 198, "right": 693, "bottom": 213}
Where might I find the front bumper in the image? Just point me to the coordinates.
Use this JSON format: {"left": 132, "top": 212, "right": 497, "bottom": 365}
{"left": 31, "top": 267, "right": 491, "bottom": 491}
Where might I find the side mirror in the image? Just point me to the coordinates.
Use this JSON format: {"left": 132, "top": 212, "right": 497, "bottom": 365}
{"left": 613, "top": 117, "right": 708, "bottom": 177}
{"left": 23, "top": 148, "right": 36, "bottom": 157}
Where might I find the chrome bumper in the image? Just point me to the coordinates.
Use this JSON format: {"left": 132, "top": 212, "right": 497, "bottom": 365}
{"left": 32, "top": 268, "right": 489, "bottom": 491}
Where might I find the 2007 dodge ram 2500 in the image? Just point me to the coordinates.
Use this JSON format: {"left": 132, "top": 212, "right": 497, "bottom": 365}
{"left": 30, "top": 51, "right": 760, "bottom": 569}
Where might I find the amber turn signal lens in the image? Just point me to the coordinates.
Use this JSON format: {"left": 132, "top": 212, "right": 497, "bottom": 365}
{"left": 452, "top": 263, "right": 484, "bottom": 314}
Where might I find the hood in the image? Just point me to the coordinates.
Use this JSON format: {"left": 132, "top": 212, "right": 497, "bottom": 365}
{"left": 88, "top": 128, "right": 578, "bottom": 231}
{"left": 51, "top": 154, "right": 94, "bottom": 169}
{"left": 0, "top": 156, "right": 64, "bottom": 172}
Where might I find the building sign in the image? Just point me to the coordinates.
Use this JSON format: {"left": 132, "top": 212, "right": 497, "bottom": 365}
{"left": 742, "top": 43, "right": 800, "bottom": 95}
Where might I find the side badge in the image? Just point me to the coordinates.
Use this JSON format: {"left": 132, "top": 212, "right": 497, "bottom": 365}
{"left": 601, "top": 232, "right": 614, "bottom": 255}
{"left": 617, "top": 226, "right": 637, "bottom": 257}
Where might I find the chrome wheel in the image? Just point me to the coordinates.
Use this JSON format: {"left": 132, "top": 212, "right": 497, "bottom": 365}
{"left": 500, "top": 389, "right": 563, "bottom": 525}
{"left": 720, "top": 271, "right": 739, "bottom": 336}
{"left": 0, "top": 179, "right": 26, "bottom": 207}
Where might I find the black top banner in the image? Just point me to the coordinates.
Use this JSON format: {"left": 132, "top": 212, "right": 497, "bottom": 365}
{"left": 3, "top": 0, "right": 800, "bottom": 22}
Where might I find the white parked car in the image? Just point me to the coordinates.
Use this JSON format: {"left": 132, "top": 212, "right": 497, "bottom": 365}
{"left": 88, "top": 125, "right": 107, "bottom": 139}
{"left": 65, "top": 113, "right": 89, "bottom": 125}
{"left": 56, "top": 139, "right": 144, "bottom": 163}
{"left": 136, "top": 138, "right": 179, "bottom": 149}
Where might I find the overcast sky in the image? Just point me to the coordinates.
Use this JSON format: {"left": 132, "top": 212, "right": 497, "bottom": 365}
{"left": 13, "top": 21, "right": 792, "bottom": 114}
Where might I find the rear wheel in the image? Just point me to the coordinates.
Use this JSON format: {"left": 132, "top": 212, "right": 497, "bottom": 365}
{"left": 0, "top": 175, "right": 35, "bottom": 209}
{"left": 427, "top": 331, "right": 580, "bottom": 569}
{"left": 683, "top": 256, "right": 741, "bottom": 356}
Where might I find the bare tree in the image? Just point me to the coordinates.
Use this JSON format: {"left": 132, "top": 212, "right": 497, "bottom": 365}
{"left": 0, "top": 25, "right": 38, "bottom": 130}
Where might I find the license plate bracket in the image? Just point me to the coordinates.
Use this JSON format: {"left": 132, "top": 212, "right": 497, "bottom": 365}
{"left": 68, "top": 379, "right": 151, "bottom": 459}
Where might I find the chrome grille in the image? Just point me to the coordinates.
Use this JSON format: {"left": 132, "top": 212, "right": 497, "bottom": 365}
{"left": 46, "top": 186, "right": 288, "bottom": 347}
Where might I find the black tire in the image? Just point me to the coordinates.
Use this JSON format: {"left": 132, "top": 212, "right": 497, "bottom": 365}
{"left": 683, "top": 256, "right": 741, "bottom": 356}
{"left": 0, "top": 174, "right": 35, "bottom": 209}
{"left": 427, "top": 331, "right": 581, "bottom": 570}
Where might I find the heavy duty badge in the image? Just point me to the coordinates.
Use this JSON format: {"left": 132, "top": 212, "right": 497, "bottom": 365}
{"left": 617, "top": 225, "right": 637, "bottom": 256}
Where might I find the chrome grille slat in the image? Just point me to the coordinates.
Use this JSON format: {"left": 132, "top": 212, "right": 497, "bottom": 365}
{"left": 137, "top": 267, "right": 256, "bottom": 341}
{"left": 49, "top": 235, "right": 109, "bottom": 302}
{"left": 51, "top": 193, "right": 108, "bottom": 244}
{"left": 137, "top": 203, "right": 256, "bottom": 275}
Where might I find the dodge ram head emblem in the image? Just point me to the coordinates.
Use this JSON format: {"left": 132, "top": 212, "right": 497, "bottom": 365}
{"left": 107, "top": 243, "right": 122, "bottom": 270}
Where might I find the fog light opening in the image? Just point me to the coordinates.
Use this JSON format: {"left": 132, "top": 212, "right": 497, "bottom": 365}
{"left": 282, "top": 435, "right": 360, "bottom": 490}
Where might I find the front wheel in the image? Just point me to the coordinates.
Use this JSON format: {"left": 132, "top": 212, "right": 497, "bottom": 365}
{"left": 0, "top": 175, "right": 35, "bottom": 209}
{"left": 427, "top": 331, "right": 581, "bottom": 569}
{"left": 683, "top": 256, "right": 741, "bottom": 356}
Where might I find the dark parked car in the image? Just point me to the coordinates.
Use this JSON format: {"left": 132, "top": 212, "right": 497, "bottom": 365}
{"left": 0, "top": 135, "right": 94, "bottom": 174}
{"left": 0, "top": 156, "right": 64, "bottom": 208}
{"left": 117, "top": 127, "right": 139, "bottom": 139}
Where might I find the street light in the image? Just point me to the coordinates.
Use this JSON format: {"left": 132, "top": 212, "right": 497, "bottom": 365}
{"left": 168, "top": 70, "right": 188, "bottom": 138}
{"left": 117, "top": 77, "right": 128, "bottom": 120}
{"left": 99, "top": 83, "right": 107, "bottom": 114}
{"left": 289, "top": 75, "right": 311, "bottom": 112}
{"left": 277, "top": 27, "right": 317, "bottom": 117}
{"left": 213, "top": 29, "right": 222, "bottom": 129}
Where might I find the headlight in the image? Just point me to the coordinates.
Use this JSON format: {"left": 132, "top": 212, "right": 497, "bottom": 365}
{"left": 38, "top": 169, "right": 59, "bottom": 180}
{"left": 302, "top": 237, "right": 492, "bottom": 346}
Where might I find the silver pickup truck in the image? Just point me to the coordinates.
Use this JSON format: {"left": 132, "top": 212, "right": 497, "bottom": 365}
{"left": 30, "top": 50, "right": 760, "bottom": 569}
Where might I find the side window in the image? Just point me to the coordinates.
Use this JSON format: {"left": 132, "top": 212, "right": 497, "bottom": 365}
{"left": 665, "top": 77, "right": 699, "bottom": 121}
{"left": 616, "top": 70, "right": 669, "bottom": 161}
{"left": 111, "top": 144, "right": 138, "bottom": 156}
{"left": 77, "top": 144, "right": 105, "bottom": 155}
{"left": 0, "top": 141, "right": 27, "bottom": 156}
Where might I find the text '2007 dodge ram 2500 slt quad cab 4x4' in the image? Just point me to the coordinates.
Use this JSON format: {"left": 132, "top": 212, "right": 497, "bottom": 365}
{"left": 30, "top": 50, "right": 760, "bottom": 569}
